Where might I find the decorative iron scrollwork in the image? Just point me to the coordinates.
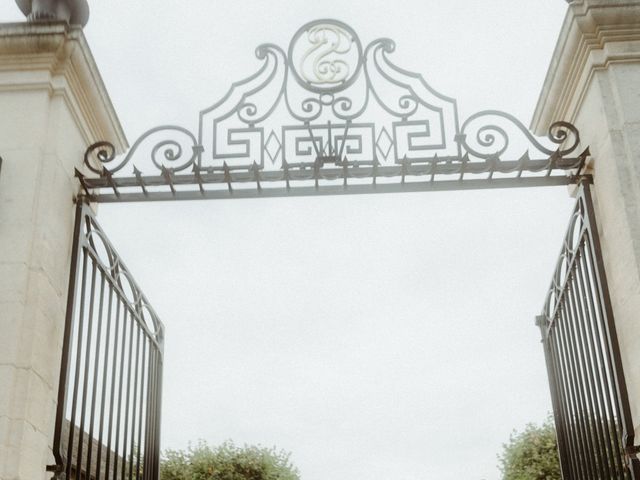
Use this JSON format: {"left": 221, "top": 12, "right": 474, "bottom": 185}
{"left": 460, "top": 111, "right": 579, "bottom": 159}
{"left": 79, "top": 19, "right": 588, "bottom": 202}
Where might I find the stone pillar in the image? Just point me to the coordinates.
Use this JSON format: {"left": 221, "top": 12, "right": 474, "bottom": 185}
{"left": 532, "top": 0, "right": 640, "bottom": 441}
{"left": 0, "top": 22, "right": 126, "bottom": 479}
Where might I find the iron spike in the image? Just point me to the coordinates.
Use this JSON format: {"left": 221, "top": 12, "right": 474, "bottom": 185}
{"left": 282, "top": 159, "right": 290, "bottom": 191}
{"left": 223, "top": 162, "right": 233, "bottom": 194}
{"left": 74, "top": 168, "right": 91, "bottom": 195}
{"left": 252, "top": 161, "right": 262, "bottom": 192}
{"left": 133, "top": 166, "right": 148, "bottom": 197}
{"left": 161, "top": 166, "right": 176, "bottom": 196}
{"left": 372, "top": 158, "right": 378, "bottom": 186}
{"left": 517, "top": 151, "right": 530, "bottom": 178}
{"left": 458, "top": 153, "right": 469, "bottom": 181}
{"left": 430, "top": 154, "right": 438, "bottom": 183}
{"left": 194, "top": 168, "right": 205, "bottom": 196}
{"left": 103, "top": 168, "right": 120, "bottom": 198}
{"left": 342, "top": 156, "right": 349, "bottom": 188}
{"left": 401, "top": 155, "right": 407, "bottom": 184}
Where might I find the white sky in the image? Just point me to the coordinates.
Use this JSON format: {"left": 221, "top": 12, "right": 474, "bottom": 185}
{"left": 3, "top": 2, "right": 574, "bottom": 479}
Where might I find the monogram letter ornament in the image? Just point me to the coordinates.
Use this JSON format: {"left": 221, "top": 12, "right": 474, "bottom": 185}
{"left": 289, "top": 20, "right": 363, "bottom": 93}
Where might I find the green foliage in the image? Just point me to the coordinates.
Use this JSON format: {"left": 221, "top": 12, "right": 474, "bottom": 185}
{"left": 498, "top": 417, "right": 561, "bottom": 480}
{"left": 160, "top": 440, "right": 300, "bottom": 480}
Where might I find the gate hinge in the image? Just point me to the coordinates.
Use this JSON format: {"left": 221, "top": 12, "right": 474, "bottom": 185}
{"left": 625, "top": 445, "right": 640, "bottom": 460}
{"left": 45, "top": 464, "right": 66, "bottom": 480}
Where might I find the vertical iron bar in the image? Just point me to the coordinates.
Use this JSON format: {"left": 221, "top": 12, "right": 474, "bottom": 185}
{"left": 128, "top": 323, "right": 142, "bottom": 479}
{"left": 144, "top": 348, "right": 157, "bottom": 477}
{"left": 121, "top": 307, "right": 135, "bottom": 480}
{"left": 154, "top": 353, "right": 164, "bottom": 479}
{"left": 105, "top": 297, "right": 122, "bottom": 479}
{"left": 86, "top": 272, "right": 107, "bottom": 478}
{"left": 583, "top": 232, "right": 627, "bottom": 475}
{"left": 565, "top": 258, "right": 608, "bottom": 478}
{"left": 135, "top": 337, "right": 148, "bottom": 479}
{"left": 549, "top": 310, "right": 584, "bottom": 478}
{"left": 583, "top": 182, "right": 639, "bottom": 477}
{"left": 66, "top": 245, "right": 89, "bottom": 478}
{"left": 538, "top": 316, "right": 573, "bottom": 478}
{"left": 95, "top": 282, "right": 115, "bottom": 480}
{"left": 575, "top": 244, "right": 617, "bottom": 476}
{"left": 565, "top": 285, "right": 601, "bottom": 478}
{"left": 558, "top": 302, "right": 594, "bottom": 478}
{"left": 151, "top": 349, "right": 160, "bottom": 479}
{"left": 52, "top": 201, "right": 84, "bottom": 470}
{"left": 76, "top": 258, "right": 98, "bottom": 477}
{"left": 113, "top": 307, "right": 129, "bottom": 480}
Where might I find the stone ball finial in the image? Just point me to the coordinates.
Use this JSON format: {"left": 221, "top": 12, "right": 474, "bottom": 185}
{"left": 15, "top": 0, "right": 89, "bottom": 27}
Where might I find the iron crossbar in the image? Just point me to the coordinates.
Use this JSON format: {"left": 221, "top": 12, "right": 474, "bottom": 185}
{"left": 538, "top": 180, "right": 640, "bottom": 480}
{"left": 77, "top": 153, "right": 587, "bottom": 203}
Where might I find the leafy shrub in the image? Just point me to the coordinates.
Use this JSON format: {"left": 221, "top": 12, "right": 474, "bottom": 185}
{"left": 498, "top": 417, "right": 561, "bottom": 480}
{"left": 160, "top": 440, "right": 300, "bottom": 480}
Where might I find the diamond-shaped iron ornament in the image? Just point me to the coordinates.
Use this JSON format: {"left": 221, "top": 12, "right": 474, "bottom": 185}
{"left": 264, "top": 130, "right": 282, "bottom": 166}
{"left": 376, "top": 127, "right": 394, "bottom": 161}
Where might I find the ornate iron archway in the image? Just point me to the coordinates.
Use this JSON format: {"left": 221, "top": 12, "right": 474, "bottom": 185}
{"left": 79, "top": 19, "right": 587, "bottom": 202}
{"left": 51, "top": 19, "right": 640, "bottom": 480}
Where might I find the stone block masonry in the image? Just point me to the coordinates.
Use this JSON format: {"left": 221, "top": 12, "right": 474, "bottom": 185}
{"left": 0, "top": 22, "right": 126, "bottom": 479}
{"left": 532, "top": 0, "right": 640, "bottom": 445}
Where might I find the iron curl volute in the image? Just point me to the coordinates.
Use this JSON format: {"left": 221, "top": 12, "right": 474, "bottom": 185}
{"left": 84, "top": 141, "right": 116, "bottom": 175}
{"left": 254, "top": 43, "right": 283, "bottom": 61}
{"left": 331, "top": 95, "right": 353, "bottom": 118}
{"left": 235, "top": 44, "right": 284, "bottom": 124}
{"left": 377, "top": 38, "right": 395, "bottom": 54}
{"left": 459, "top": 117, "right": 509, "bottom": 160}
{"left": 237, "top": 102, "right": 259, "bottom": 123}
{"left": 84, "top": 126, "right": 199, "bottom": 176}
{"left": 398, "top": 94, "right": 419, "bottom": 117}
{"left": 547, "top": 121, "right": 580, "bottom": 156}
{"left": 460, "top": 110, "right": 581, "bottom": 159}
{"left": 151, "top": 140, "right": 185, "bottom": 170}
{"left": 299, "top": 97, "right": 322, "bottom": 121}
{"left": 143, "top": 127, "right": 199, "bottom": 173}
{"left": 255, "top": 44, "right": 269, "bottom": 60}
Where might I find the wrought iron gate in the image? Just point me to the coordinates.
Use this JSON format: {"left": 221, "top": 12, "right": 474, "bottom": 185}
{"left": 538, "top": 179, "right": 640, "bottom": 479}
{"left": 49, "top": 200, "right": 164, "bottom": 480}
{"left": 44, "top": 18, "right": 640, "bottom": 480}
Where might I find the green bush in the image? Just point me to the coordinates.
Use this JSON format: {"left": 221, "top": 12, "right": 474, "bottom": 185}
{"left": 160, "top": 440, "right": 300, "bottom": 480}
{"left": 498, "top": 417, "right": 561, "bottom": 480}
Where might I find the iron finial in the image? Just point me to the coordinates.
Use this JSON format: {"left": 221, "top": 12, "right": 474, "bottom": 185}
{"left": 15, "top": 0, "right": 89, "bottom": 27}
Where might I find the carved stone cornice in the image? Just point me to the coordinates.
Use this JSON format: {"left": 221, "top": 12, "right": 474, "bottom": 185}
{"left": 0, "top": 21, "right": 127, "bottom": 152}
{"left": 531, "top": 0, "right": 640, "bottom": 135}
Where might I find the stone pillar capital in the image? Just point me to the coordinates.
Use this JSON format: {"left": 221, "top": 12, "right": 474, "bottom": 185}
{"left": 531, "top": 0, "right": 640, "bottom": 134}
{"left": 0, "top": 22, "right": 127, "bottom": 153}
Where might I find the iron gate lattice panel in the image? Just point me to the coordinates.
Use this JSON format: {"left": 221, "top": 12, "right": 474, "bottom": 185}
{"left": 50, "top": 201, "right": 164, "bottom": 480}
{"left": 538, "top": 181, "right": 640, "bottom": 479}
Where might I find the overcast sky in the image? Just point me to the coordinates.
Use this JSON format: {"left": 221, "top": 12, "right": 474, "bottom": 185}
{"left": 3, "top": 2, "right": 574, "bottom": 479}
